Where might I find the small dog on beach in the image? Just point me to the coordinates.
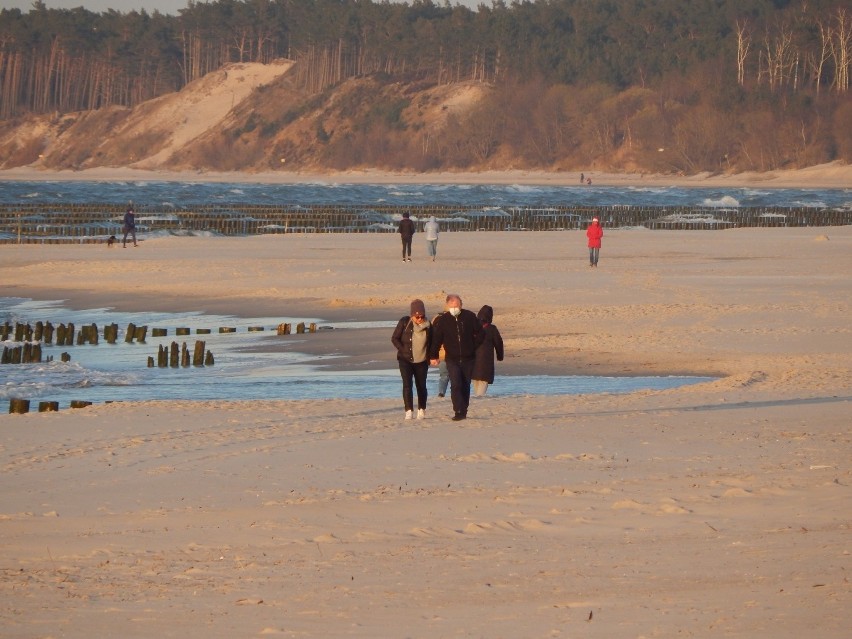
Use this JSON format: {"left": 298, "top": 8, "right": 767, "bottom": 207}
{"left": 107, "top": 235, "right": 117, "bottom": 247}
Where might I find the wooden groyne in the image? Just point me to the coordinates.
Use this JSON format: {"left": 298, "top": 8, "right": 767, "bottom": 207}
{"left": 1, "top": 203, "right": 850, "bottom": 242}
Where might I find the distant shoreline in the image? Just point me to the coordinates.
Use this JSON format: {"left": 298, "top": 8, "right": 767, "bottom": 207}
{"left": 0, "top": 161, "right": 850, "bottom": 189}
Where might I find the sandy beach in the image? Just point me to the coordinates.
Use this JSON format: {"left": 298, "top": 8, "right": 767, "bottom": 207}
{"left": 1, "top": 216, "right": 850, "bottom": 635}
{"left": 2, "top": 160, "right": 852, "bottom": 188}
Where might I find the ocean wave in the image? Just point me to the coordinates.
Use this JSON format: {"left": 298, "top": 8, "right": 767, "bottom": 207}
{"left": 702, "top": 195, "right": 741, "bottom": 207}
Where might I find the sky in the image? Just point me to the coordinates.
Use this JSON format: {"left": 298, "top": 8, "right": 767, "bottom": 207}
{"left": 3, "top": 0, "right": 483, "bottom": 15}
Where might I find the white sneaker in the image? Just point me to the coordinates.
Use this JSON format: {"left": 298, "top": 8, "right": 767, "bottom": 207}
{"left": 417, "top": 409, "right": 425, "bottom": 419}
{"left": 405, "top": 410, "right": 413, "bottom": 420}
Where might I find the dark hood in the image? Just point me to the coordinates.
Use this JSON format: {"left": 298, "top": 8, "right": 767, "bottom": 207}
{"left": 477, "top": 305, "right": 493, "bottom": 324}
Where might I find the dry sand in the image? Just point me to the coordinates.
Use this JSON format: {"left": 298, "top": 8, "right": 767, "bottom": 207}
{"left": 1, "top": 159, "right": 852, "bottom": 188}
{"left": 1, "top": 221, "right": 851, "bottom": 636}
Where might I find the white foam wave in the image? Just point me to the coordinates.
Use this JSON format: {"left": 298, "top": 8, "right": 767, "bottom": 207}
{"left": 702, "top": 195, "right": 740, "bottom": 207}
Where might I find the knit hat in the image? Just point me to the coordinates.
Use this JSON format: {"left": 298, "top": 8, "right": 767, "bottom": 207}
{"left": 410, "top": 299, "right": 426, "bottom": 317}
{"left": 402, "top": 211, "right": 410, "bottom": 218}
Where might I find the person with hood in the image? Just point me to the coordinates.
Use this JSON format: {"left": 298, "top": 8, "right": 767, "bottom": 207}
{"left": 586, "top": 216, "right": 603, "bottom": 267}
{"left": 398, "top": 211, "right": 415, "bottom": 262}
{"left": 391, "top": 299, "right": 432, "bottom": 420}
{"left": 424, "top": 215, "right": 440, "bottom": 261}
{"left": 429, "top": 294, "right": 482, "bottom": 421}
{"left": 472, "top": 305, "right": 504, "bottom": 397}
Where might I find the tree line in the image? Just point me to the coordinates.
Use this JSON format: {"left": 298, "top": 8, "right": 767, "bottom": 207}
{"left": 1, "top": 0, "right": 850, "bottom": 173}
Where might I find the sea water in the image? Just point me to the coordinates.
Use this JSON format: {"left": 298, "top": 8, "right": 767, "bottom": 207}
{"left": 1, "top": 297, "right": 713, "bottom": 405}
{"left": 1, "top": 180, "right": 850, "bottom": 210}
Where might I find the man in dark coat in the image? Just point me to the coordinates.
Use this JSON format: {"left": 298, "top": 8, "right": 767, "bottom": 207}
{"left": 398, "top": 211, "right": 415, "bottom": 262}
{"left": 122, "top": 202, "right": 138, "bottom": 248}
{"left": 429, "top": 294, "right": 482, "bottom": 421}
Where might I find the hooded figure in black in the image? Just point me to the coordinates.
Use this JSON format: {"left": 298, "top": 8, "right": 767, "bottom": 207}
{"left": 428, "top": 294, "right": 483, "bottom": 421}
{"left": 472, "top": 305, "right": 504, "bottom": 397}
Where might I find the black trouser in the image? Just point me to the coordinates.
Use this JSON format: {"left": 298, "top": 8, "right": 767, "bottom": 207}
{"left": 398, "top": 359, "right": 429, "bottom": 411}
{"left": 446, "top": 357, "right": 474, "bottom": 417}
{"left": 401, "top": 236, "right": 412, "bottom": 259}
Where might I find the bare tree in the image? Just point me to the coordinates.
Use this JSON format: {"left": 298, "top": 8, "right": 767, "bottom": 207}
{"left": 735, "top": 20, "right": 751, "bottom": 87}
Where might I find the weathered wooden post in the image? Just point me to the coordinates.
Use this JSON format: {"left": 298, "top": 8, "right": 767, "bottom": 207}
{"left": 277, "top": 323, "right": 291, "bottom": 335}
{"left": 134, "top": 325, "right": 148, "bottom": 342}
{"left": 104, "top": 323, "right": 119, "bottom": 343}
{"left": 125, "top": 322, "right": 137, "bottom": 343}
{"left": 170, "top": 342, "right": 179, "bottom": 367}
{"left": 34, "top": 321, "right": 44, "bottom": 342}
{"left": 64, "top": 322, "right": 75, "bottom": 346}
{"left": 70, "top": 400, "right": 92, "bottom": 409}
{"left": 180, "top": 342, "right": 190, "bottom": 367}
{"left": 219, "top": 327, "right": 236, "bottom": 333}
{"left": 192, "top": 340, "right": 206, "bottom": 366}
{"left": 309, "top": 322, "right": 317, "bottom": 333}
{"left": 9, "top": 398, "right": 30, "bottom": 414}
{"left": 152, "top": 328, "right": 168, "bottom": 337}
{"left": 196, "top": 328, "right": 211, "bottom": 334}
{"left": 157, "top": 344, "right": 168, "bottom": 367}
{"left": 176, "top": 327, "right": 190, "bottom": 336}
{"left": 205, "top": 350, "right": 214, "bottom": 366}
{"left": 248, "top": 326, "right": 264, "bottom": 332}
{"left": 38, "top": 401, "right": 59, "bottom": 412}
{"left": 56, "top": 323, "right": 67, "bottom": 345}
{"left": 147, "top": 356, "right": 155, "bottom": 367}
{"left": 61, "top": 352, "right": 71, "bottom": 362}
{"left": 296, "top": 322, "right": 305, "bottom": 334}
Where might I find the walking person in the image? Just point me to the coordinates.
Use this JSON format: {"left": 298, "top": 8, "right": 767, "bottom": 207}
{"left": 429, "top": 294, "right": 482, "bottom": 421}
{"left": 122, "top": 202, "right": 138, "bottom": 248}
{"left": 398, "top": 211, "right": 415, "bottom": 262}
{"left": 472, "top": 305, "right": 504, "bottom": 397}
{"left": 424, "top": 215, "right": 440, "bottom": 261}
{"left": 431, "top": 312, "right": 450, "bottom": 398}
{"left": 391, "top": 299, "right": 431, "bottom": 420}
{"left": 586, "top": 216, "right": 603, "bottom": 267}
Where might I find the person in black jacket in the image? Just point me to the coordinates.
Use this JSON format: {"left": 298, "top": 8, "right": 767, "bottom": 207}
{"left": 398, "top": 211, "right": 415, "bottom": 262}
{"left": 391, "top": 299, "right": 432, "bottom": 420}
{"left": 122, "top": 202, "right": 138, "bottom": 248}
{"left": 472, "top": 305, "right": 504, "bottom": 397}
{"left": 429, "top": 294, "right": 482, "bottom": 421}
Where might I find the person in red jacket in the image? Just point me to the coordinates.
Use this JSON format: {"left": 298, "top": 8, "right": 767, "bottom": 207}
{"left": 586, "top": 217, "right": 603, "bottom": 267}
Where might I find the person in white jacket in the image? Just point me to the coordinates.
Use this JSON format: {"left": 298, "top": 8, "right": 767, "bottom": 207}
{"left": 424, "top": 216, "right": 440, "bottom": 261}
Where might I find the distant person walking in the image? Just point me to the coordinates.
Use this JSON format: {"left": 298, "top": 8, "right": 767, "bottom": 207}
{"left": 429, "top": 294, "right": 482, "bottom": 421}
{"left": 424, "top": 215, "right": 440, "bottom": 261}
{"left": 122, "top": 203, "right": 138, "bottom": 248}
{"left": 391, "top": 299, "right": 432, "bottom": 420}
{"left": 586, "top": 216, "right": 603, "bottom": 267}
{"left": 472, "top": 305, "right": 504, "bottom": 397}
{"left": 398, "top": 211, "right": 415, "bottom": 262}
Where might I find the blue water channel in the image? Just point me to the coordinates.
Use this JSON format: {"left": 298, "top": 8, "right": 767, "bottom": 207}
{"left": 2, "top": 297, "right": 714, "bottom": 406}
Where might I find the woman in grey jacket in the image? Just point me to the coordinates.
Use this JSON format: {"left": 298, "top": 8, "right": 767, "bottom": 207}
{"left": 391, "top": 299, "right": 432, "bottom": 420}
